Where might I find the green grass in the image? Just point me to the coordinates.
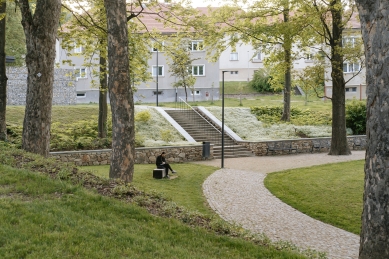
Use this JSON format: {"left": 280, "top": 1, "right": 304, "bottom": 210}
{"left": 84, "top": 163, "right": 218, "bottom": 216}
{"left": 0, "top": 163, "right": 307, "bottom": 258}
{"left": 146, "top": 94, "right": 333, "bottom": 111}
{"left": 264, "top": 160, "right": 364, "bottom": 235}
{"left": 219, "top": 81, "right": 254, "bottom": 94}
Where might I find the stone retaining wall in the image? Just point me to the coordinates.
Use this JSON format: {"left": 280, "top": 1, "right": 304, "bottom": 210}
{"left": 237, "top": 135, "right": 366, "bottom": 156}
{"left": 50, "top": 145, "right": 213, "bottom": 166}
{"left": 7, "top": 67, "right": 77, "bottom": 105}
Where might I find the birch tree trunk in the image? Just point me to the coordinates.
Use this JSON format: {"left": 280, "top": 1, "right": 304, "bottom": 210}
{"left": 356, "top": 0, "right": 389, "bottom": 257}
{"left": 18, "top": 0, "right": 61, "bottom": 156}
{"left": 104, "top": 0, "right": 135, "bottom": 182}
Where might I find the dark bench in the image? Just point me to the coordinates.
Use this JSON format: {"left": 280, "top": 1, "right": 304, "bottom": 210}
{"left": 266, "top": 141, "right": 297, "bottom": 155}
{"left": 353, "top": 138, "right": 366, "bottom": 150}
{"left": 311, "top": 139, "right": 331, "bottom": 153}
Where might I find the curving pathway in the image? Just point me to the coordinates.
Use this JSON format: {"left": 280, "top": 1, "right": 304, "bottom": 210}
{"left": 196, "top": 151, "right": 366, "bottom": 259}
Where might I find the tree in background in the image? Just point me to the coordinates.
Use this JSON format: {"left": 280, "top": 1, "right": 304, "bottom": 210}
{"left": 0, "top": 0, "right": 6, "bottom": 141}
{"left": 6, "top": 1, "right": 25, "bottom": 67}
{"left": 302, "top": 0, "right": 364, "bottom": 155}
{"left": 17, "top": 0, "right": 62, "bottom": 157}
{"left": 0, "top": 1, "right": 26, "bottom": 141}
{"left": 206, "top": 0, "right": 311, "bottom": 122}
{"left": 355, "top": 0, "right": 389, "bottom": 257}
{"left": 293, "top": 63, "right": 324, "bottom": 105}
{"left": 168, "top": 39, "right": 197, "bottom": 102}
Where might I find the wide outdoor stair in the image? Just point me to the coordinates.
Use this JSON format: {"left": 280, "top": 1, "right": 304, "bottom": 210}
{"left": 165, "top": 109, "right": 254, "bottom": 159}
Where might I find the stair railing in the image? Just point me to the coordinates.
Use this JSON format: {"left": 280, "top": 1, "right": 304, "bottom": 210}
{"left": 175, "top": 97, "right": 236, "bottom": 157}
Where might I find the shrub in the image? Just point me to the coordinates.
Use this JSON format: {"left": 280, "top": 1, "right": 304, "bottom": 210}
{"left": 160, "top": 129, "right": 174, "bottom": 142}
{"left": 250, "top": 106, "right": 332, "bottom": 126}
{"left": 135, "top": 110, "right": 151, "bottom": 123}
{"left": 346, "top": 100, "right": 366, "bottom": 135}
{"left": 247, "top": 69, "right": 281, "bottom": 93}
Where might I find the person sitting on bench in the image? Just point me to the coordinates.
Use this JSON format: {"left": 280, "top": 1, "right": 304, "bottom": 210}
{"left": 156, "top": 152, "right": 176, "bottom": 178}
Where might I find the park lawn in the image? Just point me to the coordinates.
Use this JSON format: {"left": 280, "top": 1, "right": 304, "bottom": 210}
{"left": 264, "top": 160, "right": 364, "bottom": 235}
{"left": 0, "top": 163, "right": 307, "bottom": 259}
{"left": 84, "top": 163, "right": 218, "bottom": 216}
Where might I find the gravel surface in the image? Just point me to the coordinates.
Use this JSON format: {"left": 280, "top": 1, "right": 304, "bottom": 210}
{"left": 195, "top": 151, "right": 366, "bottom": 259}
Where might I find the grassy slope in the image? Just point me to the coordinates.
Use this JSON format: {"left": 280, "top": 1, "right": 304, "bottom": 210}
{"left": 0, "top": 164, "right": 306, "bottom": 259}
{"left": 85, "top": 163, "right": 218, "bottom": 216}
{"left": 264, "top": 160, "right": 364, "bottom": 235}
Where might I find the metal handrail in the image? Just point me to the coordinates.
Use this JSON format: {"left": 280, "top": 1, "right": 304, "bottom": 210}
{"left": 178, "top": 97, "right": 222, "bottom": 134}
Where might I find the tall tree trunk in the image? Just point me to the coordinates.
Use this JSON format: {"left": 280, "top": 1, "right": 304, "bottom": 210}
{"left": 281, "top": 8, "right": 291, "bottom": 122}
{"left": 18, "top": 0, "right": 61, "bottom": 157}
{"left": 0, "top": 1, "right": 7, "bottom": 141}
{"left": 104, "top": 0, "right": 135, "bottom": 183}
{"left": 98, "top": 55, "right": 107, "bottom": 138}
{"left": 328, "top": 0, "right": 350, "bottom": 155}
{"left": 356, "top": 1, "right": 389, "bottom": 257}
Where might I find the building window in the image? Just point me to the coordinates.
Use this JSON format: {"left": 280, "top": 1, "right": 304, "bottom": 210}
{"left": 152, "top": 66, "right": 164, "bottom": 76}
{"left": 74, "top": 68, "right": 87, "bottom": 79}
{"left": 230, "top": 71, "right": 238, "bottom": 74}
{"left": 342, "top": 37, "right": 357, "bottom": 47}
{"left": 74, "top": 45, "right": 83, "bottom": 53}
{"left": 305, "top": 53, "right": 314, "bottom": 61}
{"left": 230, "top": 52, "right": 239, "bottom": 61}
{"left": 189, "top": 65, "right": 205, "bottom": 76}
{"left": 191, "top": 90, "right": 200, "bottom": 95}
{"left": 252, "top": 51, "right": 262, "bottom": 62}
{"left": 153, "top": 91, "right": 163, "bottom": 95}
{"left": 343, "top": 62, "right": 360, "bottom": 73}
{"left": 345, "top": 87, "right": 357, "bottom": 92}
{"left": 188, "top": 40, "right": 203, "bottom": 51}
{"left": 76, "top": 93, "right": 86, "bottom": 98}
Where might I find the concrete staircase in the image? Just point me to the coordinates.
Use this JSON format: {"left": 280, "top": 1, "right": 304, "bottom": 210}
{"left": 165, "top": 109, "right": 254, "bottom": 159}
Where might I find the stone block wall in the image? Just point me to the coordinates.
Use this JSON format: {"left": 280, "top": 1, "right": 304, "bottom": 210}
{"left": 7, "top": 67, "right": 77, "bottom": 105}
{"left": 237, "top": 135, "right": 366, "bottom": 156}
{"left": 50, "top": 144, "right": 213, "bottom": 166}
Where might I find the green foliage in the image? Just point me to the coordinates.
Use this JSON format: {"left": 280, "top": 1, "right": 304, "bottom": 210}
{"left": 346, "top": 100, "right": 366, "bottom": 135}
{"left": 160, "top": 129, "right": 174, "bottom": 142}
{"left": 134, "top": 134, "right": 145, "bottom": 147}
{"left": 5, "top": 2, "right": 26, "bottom": 67}
{"left": 248, "top": 70, "right": 279, "bottom": 93}
{"left": 134, "top": 110, "right": 151, "bottom": 123}
{"left": 251, "top": 106, "right": 332, "bottom": 126}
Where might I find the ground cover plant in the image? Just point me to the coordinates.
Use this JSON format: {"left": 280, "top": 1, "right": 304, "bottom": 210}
{"left": 6, "top": 105, "right": 187, "bottom": 151}
{"left": 264, "top": 160, "right": 364, "bottom": 235}
{"left": 0, "top": 143, "right": 325, "bottom": 259}
{"left": 205, "top": 107, "right": 333, "bottom": 140}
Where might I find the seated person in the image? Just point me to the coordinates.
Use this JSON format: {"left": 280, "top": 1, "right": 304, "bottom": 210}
{"left": 156, "top": 152, "right": 176, "bottom": 178}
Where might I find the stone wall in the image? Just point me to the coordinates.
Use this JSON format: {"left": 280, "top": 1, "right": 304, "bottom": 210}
{"left": 7, "top": 67, "right": 77, "bottom": 105}
{"left": 237, "top": 135, "right": 366, "bottom": 156}
{"left": 50, "top": 144, "right": 213, "bottom": 166}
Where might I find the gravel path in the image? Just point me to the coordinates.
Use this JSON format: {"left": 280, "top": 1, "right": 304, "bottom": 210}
{"left": 195, "top": 151, "right": 366, "bottom": 259}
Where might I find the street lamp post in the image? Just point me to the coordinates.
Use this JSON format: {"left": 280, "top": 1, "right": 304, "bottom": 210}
{"left": 156, "top": 49, "right": 159, "bottom": 107}
{"left": 221, "top": 71, "right": 231, "bottom": 168}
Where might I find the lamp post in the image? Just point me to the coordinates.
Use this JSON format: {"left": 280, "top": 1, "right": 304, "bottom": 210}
{"left": 156, "top": 48, "right": 159, "bottom": 107}
{"left": 221, "top": 71, "right": 231, "bottom": 168}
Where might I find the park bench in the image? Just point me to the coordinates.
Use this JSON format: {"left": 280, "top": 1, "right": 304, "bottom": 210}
{"left": 266, "top": 141, "right": 297, "bottom": 155}
{"left": 311, "top": 139, "right": 331, "bottom": 153}
{"left": 353, "top": 138, "right": 366, "bottom": 150}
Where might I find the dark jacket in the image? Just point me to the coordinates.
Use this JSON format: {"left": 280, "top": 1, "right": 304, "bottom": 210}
{"left": 156, "top": 155, "right": 166, "bottom": 167}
